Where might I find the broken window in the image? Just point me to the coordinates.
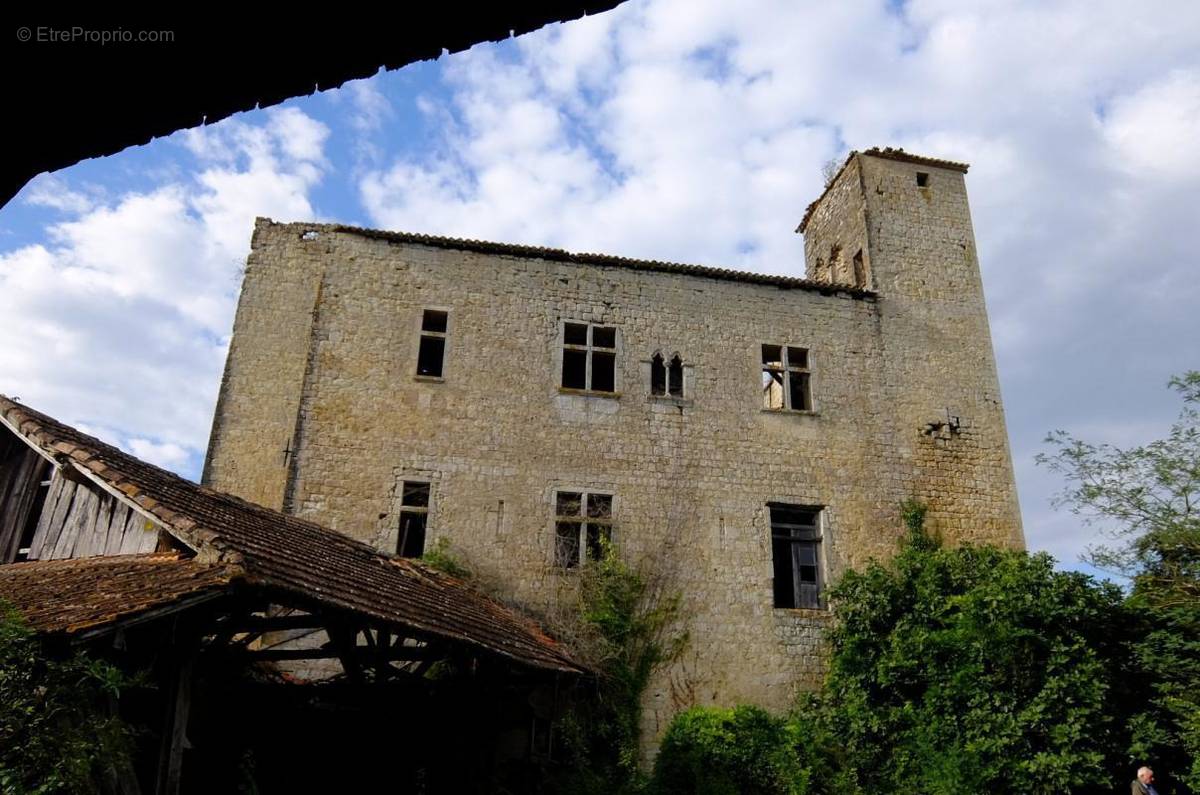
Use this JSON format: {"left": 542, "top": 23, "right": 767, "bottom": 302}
{"left": 397, "top": 481, "right": 430, "bottom": 557}
{"left": 769, "top": 503, "right": 823, "bottom": 609}
{"left": 650, "top": 353, "right": 686, "bottom": 398}
{"left": 561, "top": 322, "right": 617, "bottom": 393}
{"left": 416, "top": 309, "right": 448, "bottom": 378}
{"left": 554, "top": 490, "right": 613, "bottom": 568}
{"left": 761, "top": 344, "right": 812, "bottom": 411}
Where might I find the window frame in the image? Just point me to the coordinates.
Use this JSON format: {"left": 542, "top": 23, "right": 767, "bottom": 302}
{"left": 559, "top": 320, "right": 619, "bottom": 396}
{"left": 552, "top": 488, "right": 615, "bottom": 569}
{"left": 768, "top": 502, "right": 825, "bottom": 610}
{"left": 415, "top": 308, "right": 450, "bottom": 381}
{"left": 396, "top": 480, "right": 431, "bottom": 558}
{"left": 761, "top": 344, "right": 814, "bottom": 413}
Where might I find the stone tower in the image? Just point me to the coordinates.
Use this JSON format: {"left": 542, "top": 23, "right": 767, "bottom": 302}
{"left": 800, "top": 148, "right": 1022, "bottom": 546}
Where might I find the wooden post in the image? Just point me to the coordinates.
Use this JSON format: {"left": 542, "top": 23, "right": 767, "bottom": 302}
{"left": 154, "top": 639, "right": 196, "bottom": 795}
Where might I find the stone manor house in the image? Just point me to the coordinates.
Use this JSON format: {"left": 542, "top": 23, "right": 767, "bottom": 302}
{"left": 202, "top": 147, "right": 1024, "bottom": 740}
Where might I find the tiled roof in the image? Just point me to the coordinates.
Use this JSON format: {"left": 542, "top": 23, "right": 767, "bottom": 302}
{"left": 0, "top": 553, "right": 230, "bottom": 637}
{"left": 796, "top": 147, "right": 971, "bottom": 233}
{"left": 860, "top": 147, "right": 970, "bottom": 174}
{"left": 0, "top": 396, "right": 584, "bottom": 673}
{"left": 281, "top": 221, "right": 875, "bottom": 299}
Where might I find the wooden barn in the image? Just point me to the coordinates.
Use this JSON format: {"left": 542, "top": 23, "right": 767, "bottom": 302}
{"left": 0, "top": 395, "right": 586, "bottom": 793}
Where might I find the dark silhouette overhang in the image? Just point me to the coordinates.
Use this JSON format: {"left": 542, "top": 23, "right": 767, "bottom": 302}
{"left": 2, "top": 5, "right": 623, "bottom": 208}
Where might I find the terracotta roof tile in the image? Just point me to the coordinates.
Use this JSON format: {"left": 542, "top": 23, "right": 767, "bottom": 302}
{"left": 0, "top": 396, "right": 585, "bottom": 674}
{"left": 0, "top": 553, "right": 230, "bottom": 636}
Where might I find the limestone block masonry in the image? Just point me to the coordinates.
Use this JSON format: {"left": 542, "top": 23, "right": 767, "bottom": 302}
{"left": 203, "top": 148, "right": 1024, "bottom": 751}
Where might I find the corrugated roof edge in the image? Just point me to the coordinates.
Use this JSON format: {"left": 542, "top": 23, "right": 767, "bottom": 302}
{"left": 270, "top": 220, "right": 876, "bottom": 300}
{"left": 796, "top": 147, "right": 971, "bottom": 233}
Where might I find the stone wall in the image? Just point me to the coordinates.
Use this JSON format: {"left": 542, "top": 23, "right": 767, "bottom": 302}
{"left": 204, "top": 150, "right": 1024, "bottom": 751}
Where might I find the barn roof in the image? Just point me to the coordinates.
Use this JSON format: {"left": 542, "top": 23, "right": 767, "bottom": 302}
{"left": 0, "top": 553, "right": 230, "bottom": 637}
{"left": 0, "top": 395, "right": 584, "bottom": 674}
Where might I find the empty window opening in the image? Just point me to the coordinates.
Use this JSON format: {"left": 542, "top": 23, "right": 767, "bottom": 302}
{"left": 761, "top": 345, "right": 812, "bottom": 411}
{"left": 554, "top": 490, "right": 613, "bottom": 568}
{"left": 852, "top": 249, "right": 866, "bottom": 288}
{"left": 561, "top": 322, "right": 617, "bottom": 393}
{"left": 651, "top": 353, "right": 667, "bottom": 395}
{"left": 769, "top": 503, "right": 823, "bottom": 609}
{"left": 916, "top": 172, "right": 929, "bottom": 187}
{"left": 668, "top": 355, "right": 684, "bottom": 397}
{"left": 416, "top": 309, "right": 448, "bottom": 378}
{"left": 829, "top": 244, "right": 843, "bottom": 282}
{"left": 397, "top": 481, "right": 430, "bottom": 557}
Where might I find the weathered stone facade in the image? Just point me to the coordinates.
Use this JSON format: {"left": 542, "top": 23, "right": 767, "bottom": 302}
{"left": 203, "top": 148, "right": 1023, "bottom": 748}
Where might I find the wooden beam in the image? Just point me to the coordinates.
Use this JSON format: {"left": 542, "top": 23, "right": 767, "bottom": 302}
{"left": 245, "top": 644, "right": 444, "bottom": 663}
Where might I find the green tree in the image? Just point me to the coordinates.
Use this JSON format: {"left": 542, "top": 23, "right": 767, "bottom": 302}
{"left": 801, "top": 511, "right": 1132, "bottom": 794}
{"left": 1036, "top": 371, "right": 1200, "bottom": 604}
{"left": 0, "top": 601, "right": 140, "bottom": 794}
{"left": 1038, "top": 371, "right": 1200, "bottom": 789}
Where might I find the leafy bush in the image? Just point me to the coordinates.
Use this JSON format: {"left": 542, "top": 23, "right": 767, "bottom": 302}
{"left": 803, "top": 508, "right": 1136, "bottom": 794}
{"left": 548, "top": 540, "right": 688, "bottom": 793}
{"left": 0, "top": 600, "right": 140, "bottom": 794}
{"left": 652, "top": 705, "right": 807, "bottom": 795}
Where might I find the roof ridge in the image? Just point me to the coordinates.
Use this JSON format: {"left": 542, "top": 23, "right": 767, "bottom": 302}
{"left": 267, "top": 220, "right": 876, "bottom": 299}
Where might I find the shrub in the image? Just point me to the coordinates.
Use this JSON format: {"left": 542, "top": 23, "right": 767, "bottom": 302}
{"left": 813, "top": 508, "right": 1135, "bottom": 794}
{"left": 0, "top": 600, "right": 140, "bottom": 794}
{"left": 652, "top": 705, "right": 807, "bottom": 795}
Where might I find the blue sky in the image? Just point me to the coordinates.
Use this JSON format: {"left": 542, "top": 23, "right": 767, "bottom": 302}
{"left": 2, "top": 0, "right": 1199, "bottom": 572}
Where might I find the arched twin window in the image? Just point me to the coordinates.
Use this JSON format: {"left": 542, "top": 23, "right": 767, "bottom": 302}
{"left": 650, "top": 353, "right": 684, "bottom": 398}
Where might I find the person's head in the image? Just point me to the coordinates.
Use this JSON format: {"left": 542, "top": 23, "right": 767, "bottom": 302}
{"left": 1138, "top": 767, "right": 1154, "bottom": 784}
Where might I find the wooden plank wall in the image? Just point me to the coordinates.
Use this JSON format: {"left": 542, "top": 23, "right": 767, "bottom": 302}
{"left": 27, "top": 471, "right": 160, "bottom": 560}
{"left": 0, "top": 431, "right": 50, "bottom": 563}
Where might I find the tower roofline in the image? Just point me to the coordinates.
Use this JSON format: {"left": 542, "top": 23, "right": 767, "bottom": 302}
{"left": 796, "top": 148, "right": 971, "bottom": 233}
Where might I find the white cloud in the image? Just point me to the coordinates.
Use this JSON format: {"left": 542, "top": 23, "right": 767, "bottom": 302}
{"left": 347, "top": 78, "right": 394, "bottom": 134}
{"left": 0, "top": 106, "right": 329, "bottom": 480}
{"left": 1102, "top": 69, "right": 1200, "bottom": 180}
{"left": 23, "top": 175, "right": 98, "bottom": 215}
{"left": 125, "top": 438, "right": 192, "bottom": 471}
